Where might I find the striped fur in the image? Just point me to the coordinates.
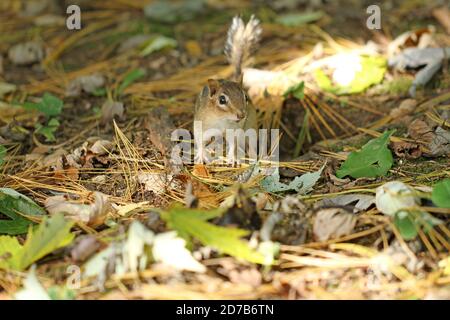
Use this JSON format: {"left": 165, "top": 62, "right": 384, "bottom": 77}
{"left": 224, "top": 15, "right": 262, "bottom": 81}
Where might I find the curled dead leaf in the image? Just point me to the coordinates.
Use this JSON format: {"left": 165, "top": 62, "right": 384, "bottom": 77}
{"left": 45, "top": 191, "right": 112, "bottom": 227}
{"left": 391, "top": 141, "right": 422, "bottom": 159}
{"left": 89, "top": 139, "right": 113, "bottom": 155}
{"left": 313, "top": 208, "right": 356, "bottom": 242}
{"left": 101, "top": 100, "right": 124, "bottom": 124}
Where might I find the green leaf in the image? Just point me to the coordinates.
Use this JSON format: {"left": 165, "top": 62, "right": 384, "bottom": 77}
{"left": 283, "top": 81, "right": 304, "bottom": 100}
{"left": 20, "top": 213, "right": 74, "bottom": 270}
{"left": 0, "top": 145, "right": 6, "bottom": 167}
{"left": 0, "top": 235, "right": 23, "bottom": 269}
{"left": 0, "top": 188, "right": 46, "bottom": 235}
{"left": 117, "top": 68, "right": 146, "bottom": 95}
{"left": 140, "top": 35, "right": 177, "bottom": 57}
{"left": 336, "top": 130, "right": 394, "bottom": 179}
{"left": 276, "top": 11, "right": 324, "bottom": 26}
{"left": 261, "top": 165, "right": 324, "bottom": 193}
{"left": 313, "top": 56, "right": 387, "bottom": 95}
{"left": 35, "top": 118, "right": 60, "bottom": 142}
{"left": 24, "top": 93, "right": 63, "bottom": 117}
{"left": 393, "top": 210, "right": 442, "bottom": 240}
{"left": 394, "top": 211, "right": 417, "bottom": 240}
{"left": 432, "top": 179, "right": 450, "bottom": 208}
{"left": 0, "top": 213, "right": 75, "bottom": 271}
{"left": 160, "top": 205, "right": 266, "bottom": 264}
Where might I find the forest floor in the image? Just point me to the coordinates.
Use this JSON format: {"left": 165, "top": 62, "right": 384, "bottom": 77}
{"left": 0, "top": 0, "right": 449, "bottom": 299}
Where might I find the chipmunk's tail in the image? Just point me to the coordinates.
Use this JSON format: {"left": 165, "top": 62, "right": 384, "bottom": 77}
{"left": 224, "top": 15, "right": 262, "bottom": 82}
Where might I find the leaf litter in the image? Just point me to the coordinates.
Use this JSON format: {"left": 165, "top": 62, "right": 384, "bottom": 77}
{"left": 0, "top": 0, "right": 449, "bottom": 300}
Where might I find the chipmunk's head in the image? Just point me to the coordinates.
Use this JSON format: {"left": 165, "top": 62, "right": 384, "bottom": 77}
{"left": 205, "top": 78, "right": 249, "bottom": 122}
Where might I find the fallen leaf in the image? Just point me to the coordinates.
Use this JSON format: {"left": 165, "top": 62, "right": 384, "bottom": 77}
{"left": 192, "top": 164, "right": 209, "bottom": 178}
{"left": 432, "top": 179, "right": 450, "bottom": 208}
{"left": 137, "top": 172, "right": 167, "bottom": 195}
{"left": 0, "top": 188, "right": 46, "bottom": 235}
{"left": 65, "top": 74, "right": 105, "bottom": 97}
{"left": 8, "top": 41, "right": 44, "bottom": 65}
{"left": 14, "top": 266, "right": 50, "bottom": 300}
{"left": 336, "top": 130, "right": 394, "bottom": 179}
{"left": 387, "top": 26, "right": 435, "bottom": 57}
{"left": 389, "top": 99, "right": 416, "bottom": 119}
{"left": 101, "top": 100, "right": 123, "bottom": 124}
{"left": 313, "top": 207, "right": 356, "bottom": 241}
{"left": 140, "top": 36, "right": 177, "bottom": 57}
{"left": 391, "top": 141, "right": 421, "bottom": 159}
{"left": 89, "top": 139, "right": 113, "bottom": 155}
{"left": 124, "top": 221, "right": 155, "bottom": 273}
{"left": 261, "top": 165, "right": 324, "bottom": 194}
{"left": 388, "top": 47, "right": 449, "bottom": 97}
{"left": 118, "top": 35, "right": 152, "bottom": 53}
{"left": 160, "top": 204, "right": 266, "bottom": 264}
{"left": 427, "top": 127, "right": 450, "bottom": 157}
{"left": 375, "top": 181, "right": 419, "bottom": 216}
{"left": 313, "top": 55, "right": 387, "bottom": 95}
{"left": 408, "top": 118, "right": 434, "bottom": 142}
{"left": 44, "top": 192, "right": 111, "bottom": 227}
{"left": 0, "top": 213, "right": 75, "bottom": 271}
{"left": 70, "top": 235, "right": 101, "bottom": 263}
{"left": 153, "top": 231, "right": 206, "bottom": 273}
{"left": 260, "top": 196, "right": 310, "bottom": 245}
{"left": 319, "top": 194, "right": 375, "bottom": 213}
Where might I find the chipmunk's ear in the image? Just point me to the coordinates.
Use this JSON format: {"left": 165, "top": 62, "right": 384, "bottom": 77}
{"left": 207, "top": 79, "right": 219, "bottom": 96}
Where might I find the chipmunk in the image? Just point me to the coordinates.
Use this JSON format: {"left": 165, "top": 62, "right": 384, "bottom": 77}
{"left": 194, "top": 15, "right": 262, "bottom": 164}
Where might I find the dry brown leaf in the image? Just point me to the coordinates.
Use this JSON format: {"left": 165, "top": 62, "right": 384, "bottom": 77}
{"left": 192, "top": 164, "right": 209, "bottom": 178}
{"left": 45, "top": 191, "right": 112, "bottom": 227}
{"left": 70, "top": 235, "right": 101, "bottom": 263}
{"left": 389, "top": 99, "right": 416, "bottom": 119}
{"left": 391, "top": 141, "right": 422, "bottom": 159}
{"left": 101, "top": 100, "right": 124, "bottom": 124}
{"left": 137, "top": 172, "right": 168, "bottom": 195}
{"left": 89, "top": 139, "right": 113, "bottom": 155}
{"left": 313, "top": 208, "right": 356, "bottom": 242}
{"left": 408, "top": 119, "right": 434, "bottom": 143}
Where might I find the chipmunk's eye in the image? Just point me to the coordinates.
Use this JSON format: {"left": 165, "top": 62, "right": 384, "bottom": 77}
{"left": 219, "top": 94, "right": 227, "bottom": 105}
